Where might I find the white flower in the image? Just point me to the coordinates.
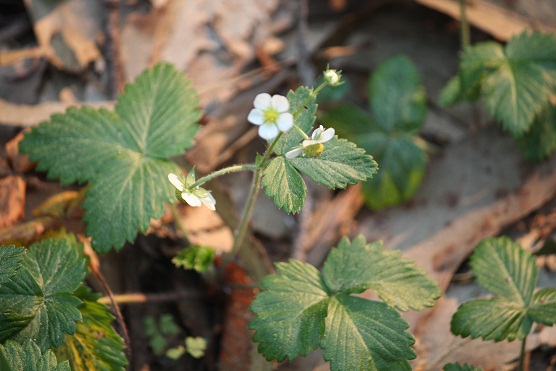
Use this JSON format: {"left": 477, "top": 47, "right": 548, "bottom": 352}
{"left": 247, "top": 93, "right": 294, "bottom": 140}
{"left": 323, "top": 68, "right": 342, "bottom": 86}
{"left": 168, "top": 173, "right": 216, "bottom": 211}
{"left": 285, "top": 125, "right": 335, "bottom": 159}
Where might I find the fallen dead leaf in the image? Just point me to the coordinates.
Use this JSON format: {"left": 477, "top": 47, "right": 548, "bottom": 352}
{"left": 0, "top": 175, "right": 26, "bottom": 229}
{"left": 6, "top": 131, "right": 34, "bottom": 173}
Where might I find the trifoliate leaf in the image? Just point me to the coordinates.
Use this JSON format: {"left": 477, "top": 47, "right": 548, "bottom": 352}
{"left": 0, "top": 245, "right": 25, "bottom": 286}
{"left": 458, "top": 32, "right": 556, "bottom": 136}
{"left": 323, "top": 55, "right": 427, "bottom": 210}
{"left": 172, "top": 246, "right": 215, "bottom": 272}
{"left": 0, "top": 238, "right": 87, "bottom": 351}
{"left": 250, "top": 260, "right": 329, "bottom": 361}
{"left": 274, "top": 86, "right": 317, "bottom": 155}
{"left": 185, "top": 336, "right": 207, "bottom": 359}
{"left": 289, "top": 137, "right": 377, "bottom": 189}
{"left": 444, "top": 362, "right": 483, "bottom": 371}
{"left": 0, "top": 340, "right": 70, "bottom": 371}
{"left": 262, "top": 157, "right": 307, "bottom": 214}
{"left": 451, "top": 236, "right": 556, "bottom": 342}
{"left": 322, "top": 296, "right": 414, "bottom": 371}
{"left": 250, "top": 235, "right": 439, "bottom": 369}
{"left": 19, "top": 63, "right": 201, "bottom": 252}
{"left": 159, "top": 314, "right": 180, "bottom": 335}
{"left": 322, "top": 236, "right": 441, "bottom": 311}
{"left": 517, "top": 103, "right": 556, "bottom": 161}
{"left": 165, "top": 346, "right": 185, "bottom": 360}
{"left": 54, "top": 286, "right": 127, "bottom": 371}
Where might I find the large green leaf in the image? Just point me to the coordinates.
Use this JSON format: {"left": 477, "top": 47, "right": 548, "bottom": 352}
{"left": 250, "top": 235, "right": 439, "bottom": 369}
{"left": 456, "top": 32, "right": 556, "bottom": 136}
{"left": 262, "top": 156, "right": 307, "bottom": 214}
{"left": 322, "top": 236, "right": 441, "bottom": 311}
{"left": 274, "top": 86, "right": 317, "bottom": 155}
{"left": 451, "top": 236, "right": 556, "bottom": 342}
{"left": 0, "top": 340, "right": 70, "bottom": 371}
{"left": 323, "top": 55, "right": 427, "bottom": 210}
{"left": 249, "top": 260, "right": 328, "bottom": 361}
{"left": 0, "top": 238, "right": 87, "bottom": 351}
{"left": 54, "top": 286, "right": 127, "bottom": 371}
{"left": 20, "top": 63, "right": 201, "bottom": 252}
{"left": 322, "top": 296, "right": 413, "bottom": 371}
{"left": 0, "top": 246, "right": 25, "bottom": 287}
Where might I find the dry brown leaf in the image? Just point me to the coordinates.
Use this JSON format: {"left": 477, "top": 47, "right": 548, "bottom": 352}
{"left": 0, "top": 98, "right": 114, "bottom": 127}
{"left": 6, "top": 131, "right": 34, "bottom": 173}
{"left": 0, "top": 175, "right": 26, "bottom": 229}
{"left": 23, "top": 0, "right": 102, "bottom": 72}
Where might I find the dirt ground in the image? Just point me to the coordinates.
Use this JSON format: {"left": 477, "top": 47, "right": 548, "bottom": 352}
{"left": 1, "top": 0, "right": 556, "bottom": 370}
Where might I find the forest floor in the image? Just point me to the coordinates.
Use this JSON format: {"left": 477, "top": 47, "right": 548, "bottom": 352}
{"left": 1, "top": 0, "right": 556, "bottom": 370}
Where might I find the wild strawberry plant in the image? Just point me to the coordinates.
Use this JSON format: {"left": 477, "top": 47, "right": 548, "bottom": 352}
{"left": 1, "top": 63, "right": 443, "bottom": 370}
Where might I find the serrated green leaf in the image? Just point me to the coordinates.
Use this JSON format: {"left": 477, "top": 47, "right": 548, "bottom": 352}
{"left": 0, "top": 340, "right": 70, "bottom": 371}
{"left": 444, "top": 362, "right": 483, "bottom": 371}
{"left": 452, "top": 236, "right": 556, "bottom": 342}
{"left": 471, "top": 237, "right": 536, "bottom": 304}
{"left": 517, "top": 103, "right": 556, "bottom": 161}
{"left": 19, "top": 63, "right": 201, "bottom": 252}
{"left": 0, "top": 238, "right": 87, "bottom": 351}
{"left": 262, "top": 157, "right": 307, "bottom": 214}
{"left": 322, "top": 236, "right": 441, "bottom": 311}
{"left": 451, "top": 298, "right": 532, "bottom": 341}
{"left": 0, "top": 245, "right": 25, "bottom": 287}
{"left": 321, "top": 296, "right": 414, "bottom": 371}
{"left": 289, "top": 137, "right": 377, "bottom": 189}
{"left": 172, "top": 246, "right": 215, "bottom": 272}
{"left": 458, "top": 32, "right": 556, "bottom": 136}
{"left": 250, "top": 235, "right": 439, "bottom": 366}
{"left": 528, "top": 288, "right": 556, "bottom": 325}
{"left": 274, "top": 86, "right": 317, "bottom": 155}
{"left": 368, "top": 55, "right": 426, "bottom": 132}
{"left": 54, "top": 286, "right": 127, "bottom": 371}
{"left": 250, "top": 260, "right": 328, "bottom": 361}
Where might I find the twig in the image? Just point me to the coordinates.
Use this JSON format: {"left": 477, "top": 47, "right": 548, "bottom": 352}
{"left": 97, "top": 290, "right": 205, "bottom": 305}
{"left": 103, "top": 0, "right": 125, "bottom": 96}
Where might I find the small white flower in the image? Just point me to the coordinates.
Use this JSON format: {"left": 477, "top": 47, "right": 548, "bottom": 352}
{"left": 168, "top": 173, "right": 216, "bottom": 211}
{"left": 324, "top": 68, "right": 342, "bottom": 86}
{"left": 247, "top": 93, "right": 294, "bottom": 140}
{"left": 286, "top": 125, "right": 335, "bottom": 159}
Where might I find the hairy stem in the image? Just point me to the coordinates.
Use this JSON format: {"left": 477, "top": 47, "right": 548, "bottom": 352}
{"left": 518, "top": 335, "right": 527, "bottom": 371}
{"left": 190, "top": 164, "right": 257, "bottom": 189}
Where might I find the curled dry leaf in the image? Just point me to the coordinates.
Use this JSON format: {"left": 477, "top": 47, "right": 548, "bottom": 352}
{"left": 0, "top": 176, "right": 26, "bottom": 230}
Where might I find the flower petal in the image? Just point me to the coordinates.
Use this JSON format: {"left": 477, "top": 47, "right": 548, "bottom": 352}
{"left": 168, "top": 173, "right": 184, "bottom": 191}
{"left": 201, "top": 193, "right": 216, "bottom": 211}
{"left": 182, "top": 192, "right": 202, "bottom": 207}
{"left": 276, "top": 113, "right": 293, "bottom": 132}
{"left": 312, "top": 125, "right": 324, "bottom": 140}
{"left": 247, "top": 109, "right": 264, "bottom": 125}
{"left": 285, "top": 147, "right": 303, "bottom": 159}
{"left": 320, "top": 127, "right": 335, "bottom": 142}
{"left": 271, "top": 95, "right": 290, "bottom": 112}
{"left": 253, "top": 93, "right": 272, "bottom": 109}
{"left": 258, "top": 123, "right": 279, "bottom": 140}
{"left": 302, "top": 139, "right": 318, "bottom": 147}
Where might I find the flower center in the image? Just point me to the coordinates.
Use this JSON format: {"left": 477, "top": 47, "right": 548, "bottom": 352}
{"left": 303, "top": 143, "right": 324, "bottom": 158}
{"left": 263, "top": 108, "right": 279, "bottom": 124}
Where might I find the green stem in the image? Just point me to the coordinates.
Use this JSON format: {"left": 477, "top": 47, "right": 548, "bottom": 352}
{"left": 518, "top": 336, "right": 527, "bottom": 371}
{"left": 459, "top": 0, "right": 470, "bottom": 49}
{"left": 294, "top": 124, "right": 311, "bottom": 140}
{"left": 190, "top": 164, "right": 257, "bottom": 189}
